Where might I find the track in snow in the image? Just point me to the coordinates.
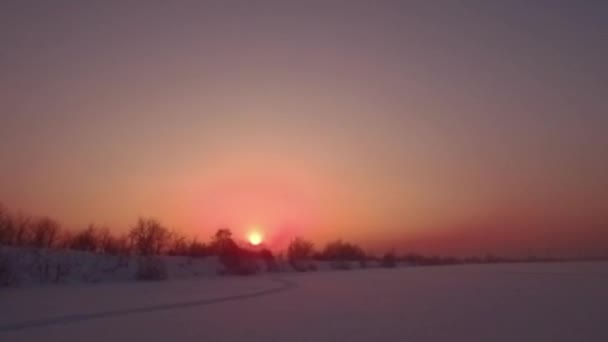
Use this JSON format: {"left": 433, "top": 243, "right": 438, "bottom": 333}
{"left": 0, "top": 277, "right": 297, "bottom": 333}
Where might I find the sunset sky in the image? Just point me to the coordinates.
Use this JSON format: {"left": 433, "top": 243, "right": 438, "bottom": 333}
{"left": 1, "top": 1, "right": 606, "bottom": 257}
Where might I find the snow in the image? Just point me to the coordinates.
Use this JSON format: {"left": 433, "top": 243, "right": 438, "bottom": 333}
{"left": 0, "top": 246, "right": 384, "bottom": 287}
{"left": 1, "top": 261, "right": 607, "bottom": 341}
{"left": 0, "top": 247, "right": 228, "bottom": 285}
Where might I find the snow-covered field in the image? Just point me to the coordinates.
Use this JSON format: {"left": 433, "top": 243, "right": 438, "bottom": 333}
{"left": 0, "top": 247, "right": 375, "bottom": 286}
{"left": 2, "top": 262, "right": 607, "bottom": 342}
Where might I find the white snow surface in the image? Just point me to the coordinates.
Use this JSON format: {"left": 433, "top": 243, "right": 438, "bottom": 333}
{"left": 1, "top": 261, "right": 607, "bottom": 342}
{"left": 0, "top": 246, "right": 375, "bottom": 286}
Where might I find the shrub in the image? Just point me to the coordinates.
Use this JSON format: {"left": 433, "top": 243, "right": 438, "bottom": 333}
{"left": 136, "top": 256, "right": 168, "bottom": 281}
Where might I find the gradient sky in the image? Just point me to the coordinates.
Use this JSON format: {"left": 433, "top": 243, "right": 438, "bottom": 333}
{"left": 1, "top": 1, "right": 607, "bottom": 256}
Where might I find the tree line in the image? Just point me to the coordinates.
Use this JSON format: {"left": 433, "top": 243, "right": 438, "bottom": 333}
{"left": 0, "top": 205, "right": 400, "bottom": 270}
{"left": 0, "top": 207, "right": 210, "bottom": 257}
{"left": 0, "top": 204, "right": 573, "bottom": 271}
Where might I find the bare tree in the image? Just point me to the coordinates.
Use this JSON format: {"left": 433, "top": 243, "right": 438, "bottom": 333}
{"left": 287, "top": 237, "right": 314, "bottom": 261}
{"left": 12, "top": 213, "right": 32, "bottom": 246}
{"left": 70, "top": 225, "right": 100, "bottom": 252}
{"left": 167, "top": 231, "right": 189, "bottom": 256}
{"left": 188, "top": 238, "right": 210, "bottom": 258}
{"left": 129, "top": 218, "right": 170, "bottom": 255}
{"left": 56, "top": 229, "right": 75, "bottom": 249}
{"left": 321, "top": 240, "right": 366, "bottom": 261}
{"left": 30, "top": 217, "right": 60, "bottom": 248}
{"left": 0, "top": 205, "right": 15, "bottom": 245}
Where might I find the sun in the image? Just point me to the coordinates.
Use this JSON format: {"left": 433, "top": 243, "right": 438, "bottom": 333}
{"left": 247, "top": 230, "right": 263, "bottom": 246}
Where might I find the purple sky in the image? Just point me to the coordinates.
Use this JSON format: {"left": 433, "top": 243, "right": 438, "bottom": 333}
{"left": 1, "top": 1, "right": 607, "bottom": 256}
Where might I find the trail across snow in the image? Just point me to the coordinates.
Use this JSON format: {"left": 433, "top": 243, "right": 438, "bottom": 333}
{"left": 2, "top": 262, "right": 607, "bottom": 342}
{"left": 0, "top": 278, "right": 297, "bottom": 332}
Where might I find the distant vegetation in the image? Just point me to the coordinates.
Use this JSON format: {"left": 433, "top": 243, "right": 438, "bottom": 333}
{"left": 0, "top": 203, "right": 598, "bottom": 286}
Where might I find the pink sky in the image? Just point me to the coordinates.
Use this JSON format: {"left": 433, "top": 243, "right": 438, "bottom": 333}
{"left": 1, "top": 2, "right": 606, "bottom": 257}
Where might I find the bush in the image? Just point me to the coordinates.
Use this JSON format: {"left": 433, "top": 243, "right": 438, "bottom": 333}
{"left": 136, "top": 256, "right": 168, "bottom": 281}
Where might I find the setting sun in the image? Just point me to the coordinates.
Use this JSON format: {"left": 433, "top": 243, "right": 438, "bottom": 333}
{"left": 248, "top": 230, "right": 263, "bottom": 246}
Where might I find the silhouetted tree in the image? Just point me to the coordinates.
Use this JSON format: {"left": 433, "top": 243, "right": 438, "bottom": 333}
{"left": 30, "top": 217, "right": 60, "bottom": 248}
{"left": 167, "top": 231, "right": 189, "bottom": 256}
{"left": 188, "top": 239, "right": 210, "bottom": 258}
{"left": 287, "top": 237, "right": 315, "bottom": 261}
{"left": 259, "top": 248, "right": 278, "bottom": 272}
{"left": 0, "top": 206, "right": 15, "bottom": 245}
{"left": 210, "top": 228, "right": 233, "bottom": 252}
{"left": 210, "top": 228, "right": 242, "bottom": 271}
{"left": 287, "top": 237, "right": 315, "bottom": 271}
{"left": 97, "top": 228, "right": 126, "bottom": 255}
{"left": 103, "top": 233, "right": 131, "bottom": 256}
{"left": 12, "top": 213, "right": 32, "bottom": 246}
{"left": 70, "top": 225, "right": 101, "bottom": 252}
{"left": 55, "top": 229, "right": 74, "bottom": 249}
{"left": 129, "top": 218, "right": 170, "bottom": 255}
{"left": 321, "top": 240, "right": 365, "bottom": 261}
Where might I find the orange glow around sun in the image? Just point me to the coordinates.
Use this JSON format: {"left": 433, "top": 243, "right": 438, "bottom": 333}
{"left": 248, "top": 230, "right": 263, "bottom": 246}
